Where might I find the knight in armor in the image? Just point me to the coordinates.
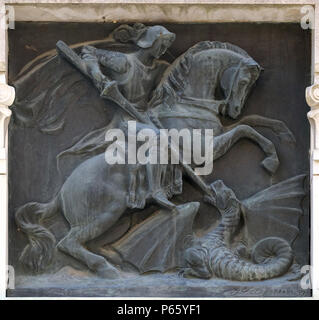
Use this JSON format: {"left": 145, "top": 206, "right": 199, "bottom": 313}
{"left": 69, "top": 24, "right": 181, "bottom": 211}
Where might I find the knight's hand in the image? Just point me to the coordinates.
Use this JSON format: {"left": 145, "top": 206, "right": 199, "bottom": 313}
{"left": 81, "top": 45, "right": 97, "bottom": 58}
{"left": 203, "top": 194, "right": 217, "bottom": 207}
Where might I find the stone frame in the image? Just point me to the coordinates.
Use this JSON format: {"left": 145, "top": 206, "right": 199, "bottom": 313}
{"left": 0, "top": 0, "right": 317, "bottom": 299}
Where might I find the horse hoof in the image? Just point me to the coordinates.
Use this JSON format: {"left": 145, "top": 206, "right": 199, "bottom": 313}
{"left": 261, "top": 157, "right": 279, "bottom": 174}
{"left": 97, "top": 265, "right": 120, "bottom": 279}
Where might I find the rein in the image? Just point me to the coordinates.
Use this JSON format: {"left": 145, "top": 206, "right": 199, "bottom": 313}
{"left": 223, "top": 59, "right": 244, "bottom": 107}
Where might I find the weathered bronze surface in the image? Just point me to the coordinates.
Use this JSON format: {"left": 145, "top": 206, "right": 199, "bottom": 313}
{"left": 7, "top": 23, "right": 310, "bottom": 297}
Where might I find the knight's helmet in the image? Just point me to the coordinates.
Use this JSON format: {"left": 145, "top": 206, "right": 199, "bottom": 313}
{"left": 112, "top": 23, "right": 175, "bottom": 49}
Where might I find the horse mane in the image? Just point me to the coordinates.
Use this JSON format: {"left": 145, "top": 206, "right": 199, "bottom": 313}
{"left": 149, "top": 41, "right": 254, "bottom": 108}
{"left": 191, "top": 40, "right": 252, "bottom": 58}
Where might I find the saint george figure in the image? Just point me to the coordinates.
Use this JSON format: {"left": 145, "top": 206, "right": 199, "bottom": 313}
{"left": 58, "top": 23, "right": 182, "bottom": 211}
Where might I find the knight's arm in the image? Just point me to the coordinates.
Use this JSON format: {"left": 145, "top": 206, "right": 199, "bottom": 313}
{"left": 81, "top": 45, "right": 129, "bottom": 74}
{"left": 95, "top": 49, "right": 129, "bottom": 74}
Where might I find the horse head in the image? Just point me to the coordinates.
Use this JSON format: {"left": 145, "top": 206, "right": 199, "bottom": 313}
{"left": 150, "top": 41, "right": 262, "bottom": 121}
{"left": 220, "top": 57, "right": 262, "bottom": 119}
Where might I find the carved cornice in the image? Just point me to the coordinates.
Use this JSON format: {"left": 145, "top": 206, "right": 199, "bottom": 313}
{"left": 0, "top": 81, "right": 15, "bottom": 175}
{"left": 306, "top": 84, "right": 319, "bottom": 109}
{"left": 306, "top": 62, "right": 319, "bottom": 106}
{"left": 306, "top": 63, "right": 319, "bottom": 175}
{"left": 0, "top": 83, "right": 15, "bottom": 108}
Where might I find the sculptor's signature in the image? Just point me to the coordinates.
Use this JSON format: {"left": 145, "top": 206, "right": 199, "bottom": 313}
{"left": 225, "top": 287, "right": 309, "bottom": 297}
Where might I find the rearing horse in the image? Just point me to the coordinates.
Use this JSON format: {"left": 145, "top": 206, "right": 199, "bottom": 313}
{"left": 152, "top": 41, "right": 294, "bottom": 174}
{"left": 15, "top": 41, "right": 294, "bottom": 278}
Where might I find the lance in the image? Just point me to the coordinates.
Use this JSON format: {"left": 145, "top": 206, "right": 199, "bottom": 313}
{"left": 56, "top": 40, "right": 216, "bottom": 202}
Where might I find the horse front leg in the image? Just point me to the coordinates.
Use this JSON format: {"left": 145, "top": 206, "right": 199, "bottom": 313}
{"left": 226, "top": 115, "right": 296, "bottom": 143}
{"left": 214, "top": 125, "right": 279, "bottom": 174}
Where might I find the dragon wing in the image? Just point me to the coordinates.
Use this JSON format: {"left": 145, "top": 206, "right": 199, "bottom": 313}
{"left": 241, "top": 174, "right": 307, "bottom": 246}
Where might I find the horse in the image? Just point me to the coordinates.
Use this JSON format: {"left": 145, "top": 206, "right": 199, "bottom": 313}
{"left": 15, "top": 41, "right": 295, "bottom": 278}
{"left": 151, "top": 41, "right": 294, "bottom": 174}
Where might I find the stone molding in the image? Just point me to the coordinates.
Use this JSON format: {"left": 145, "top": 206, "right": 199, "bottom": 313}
{"left": 0, "top": 5, "right": 15, "bottom": 175}
{"left": 304, "top": 3, "right": 319, "bottom": 299}
{"left": 307, "top": 64, "right": 319, "bottom": 175}
{"left": 0, "top": 83, "right": 14, "bottom": 175}
{"left": 3, "top": 0, "right": 317, "bottom": 4}
{"left": 0, "top": 2, "right": 15, "bottom": 300}
{"left": 4, "top": 2, "right": 313, "bottom": 23}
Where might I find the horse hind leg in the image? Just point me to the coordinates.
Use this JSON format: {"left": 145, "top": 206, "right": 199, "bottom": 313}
{"left": 57, "top": 209, "right": 125, "bottom": 278}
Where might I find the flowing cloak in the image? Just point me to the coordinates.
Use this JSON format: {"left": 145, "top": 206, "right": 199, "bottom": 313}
{"left": 11, "top": 39, "right": 131, "bottom": 135}
{"left": 10, "top": 39, "right": 183, "bottom": 209}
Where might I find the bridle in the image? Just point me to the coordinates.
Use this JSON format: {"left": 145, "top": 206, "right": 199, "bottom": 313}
{"left": 223, "top": 59, "right": 244, "bottom": 107}
{"left": 223, "top": 57, "right": 258, "bottom": 108}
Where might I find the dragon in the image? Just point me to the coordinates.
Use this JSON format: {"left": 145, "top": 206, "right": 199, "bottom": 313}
{"left": 182, "top": 176, "right": 306, "bottom": 280}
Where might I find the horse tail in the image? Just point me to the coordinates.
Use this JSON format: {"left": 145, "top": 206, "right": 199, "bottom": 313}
{"left": 15, "top": 195, "right": 60, "bottom": 272}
